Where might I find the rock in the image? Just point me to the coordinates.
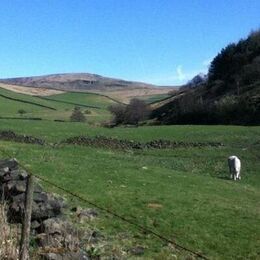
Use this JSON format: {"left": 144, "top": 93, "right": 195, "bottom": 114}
{"left": 13, "top": 180, "right": 27, "bottom": 193}
{"left": 31, "top": 220, "right": 41, "bottom": 229}
{"left": 0, "top": 169, "right": 7, "bottom": 179}
{"left": 0, "top": 158, "right": 18, "bottom": 170}
{"left": 7, "top": 169, "right": 28, "bottom": 181}
{"left": 34, "top": 183, "right": 44, "bottom": 193}
{"left": 47, "top": 194, "right": 65, "bottom": 213}
{"left": 72, "top": 207, "right": 98, "bottom": 222}
{"left": 2, "top": 182, "right": 64, "bottom": 223}
{"left": 12, "top": 193, "right": 25, "bottom": 202}
{"left": 8, "top": 200, "right": 25, "bottom": 222}
{"left": 6, "top": 180, "right": 16, "bottom": 190}
{"left": 33, "top": 192, "right": 48, "bottom": 203}
{"left": 19, "top": 170, "right": 28, "bottom": 180}
{"left": 40, "top": 252, "right": 60, "bottom": 260}
{"left": 32, "top": 201, "right": 60, "bottom": 220}
{"left": 0, "top": 169, "right": 27, "bottom": 184}
{"left": 41, "top": 218, "right": 67, "bottom": 235}
{"left": 3, "top": 167, "right": 10, "bottom": 173}
{"left": 36, "top": 218, "right": 80, "bottom": 252}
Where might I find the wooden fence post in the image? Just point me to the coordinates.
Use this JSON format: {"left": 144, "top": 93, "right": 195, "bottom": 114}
{"left": 19, "top": 174, "right": 34, "bottom": 260}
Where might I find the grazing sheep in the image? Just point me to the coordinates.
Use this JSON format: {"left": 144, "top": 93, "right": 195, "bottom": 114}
{"left": 228, "top": 156, "right": 241, "bottom": 180}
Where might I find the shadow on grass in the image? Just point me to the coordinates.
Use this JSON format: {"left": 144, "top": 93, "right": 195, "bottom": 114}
{"left": 210, "top": 172, "right": 232, "bottom": 181}
{"left": 217, "top": 176, "right": 232, "bottom": 181}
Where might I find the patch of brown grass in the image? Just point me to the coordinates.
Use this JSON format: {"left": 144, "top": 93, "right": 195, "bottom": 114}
{"left": 0, "top": 83, "right": 64, "bottom": 96}
{"left": 87, "top": 87, "right": 175, "bottom": 103}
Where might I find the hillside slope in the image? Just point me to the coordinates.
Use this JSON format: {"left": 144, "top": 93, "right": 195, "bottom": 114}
{"left": 0, "top": 73, "right": 176, "bottom": 103}
{"left": 0, "top": 86, "right": 116, "bottom": 122}
{"left": 152, "top": 30, "right": 260, "bottom": 125}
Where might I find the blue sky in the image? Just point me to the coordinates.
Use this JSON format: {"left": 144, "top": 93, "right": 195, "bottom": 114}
{"left": 0, "top": 1, "right": 259, "bottom": 85}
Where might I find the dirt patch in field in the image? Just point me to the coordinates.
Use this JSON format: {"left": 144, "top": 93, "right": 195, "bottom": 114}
{"left": 0, "top": 83, "right": 64, "bottom": 96}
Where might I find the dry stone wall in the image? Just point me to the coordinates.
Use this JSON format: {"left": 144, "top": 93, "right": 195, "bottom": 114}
{"left": 0, "top": 159, "right": 90, "bottom": 260}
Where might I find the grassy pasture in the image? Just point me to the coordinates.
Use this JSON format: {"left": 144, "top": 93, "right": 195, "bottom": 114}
{"left": 0, "top": 88, "right": 259, "bottom": 258}
{"left": 0, "top": 118, "right": 259, "bottom": 145}
{"left": 0, "top": 122, "right": 259, "bottom": 258}
{"left": 47, "top": 91, "right": 119, "bottom": 108}
{"left": 0, "top": 87, "right": 115, "bottom": 122}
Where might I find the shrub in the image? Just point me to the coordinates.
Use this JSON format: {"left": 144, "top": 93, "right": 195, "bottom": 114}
{"left": 70, "top": 107, "right": 86, "bottom": 122}
{"left": 84, "top": 110, "right": 91, "bottom": 114}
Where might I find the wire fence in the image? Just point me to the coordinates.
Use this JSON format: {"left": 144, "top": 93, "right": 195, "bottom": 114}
{"left": 0, "top": 147, "right": 209, "bottom": 260}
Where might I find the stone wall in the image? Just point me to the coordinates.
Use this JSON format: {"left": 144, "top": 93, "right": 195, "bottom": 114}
{"left": 0, "top": 159, "right": 90, "bottom": 260}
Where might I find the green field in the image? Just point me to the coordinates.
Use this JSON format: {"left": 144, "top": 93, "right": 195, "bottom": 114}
{"left": 0, "top": 87, "right": 116, "bottom": 122}
{"left": 46, "top": 91, "right": 120, "bottom": 108}
{"left": 0, "top": 88, "right": 259, "bottom": 259}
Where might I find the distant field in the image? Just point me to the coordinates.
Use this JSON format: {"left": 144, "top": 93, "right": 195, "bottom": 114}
{"left": 0, "top": 88, "right": 259, "bottom": 259}
{"left": 0, "top": 87, "right": 115, "bottom": 122}
{"left": 47, "top": 91, "right": 118, "bottom": 108}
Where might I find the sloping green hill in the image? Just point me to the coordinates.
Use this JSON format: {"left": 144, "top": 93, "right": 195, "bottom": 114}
{"left": 0, "top": 87, "right": 114, "bottom": 122}
{"left": 0, "top": 87, "right": 57, "bottom": 119}
{"left": 45, "top": 91, "right": 119, "bottom": 108}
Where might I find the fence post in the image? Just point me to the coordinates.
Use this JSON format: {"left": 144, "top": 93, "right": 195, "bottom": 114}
{"left": 19, "top": 174, "right": 34, "bottom": 260}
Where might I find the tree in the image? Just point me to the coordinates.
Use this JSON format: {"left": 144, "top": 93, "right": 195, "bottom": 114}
{"left": 17, "top": 109, "right": 26, "bottom": 116}
{"left": 209, "top": 30, "right": 260, "bottom": 87}
{"left": 124, "top": 98, "right": 150, "bottom": 125}
{"left": 108, "top": 99, "right": 150, "bottom": 126}
{"left": 108, "top": 104, "right": 126, "bottom": 125}
{"left": 70, "top": 107, "right": 86, "bottom": 122}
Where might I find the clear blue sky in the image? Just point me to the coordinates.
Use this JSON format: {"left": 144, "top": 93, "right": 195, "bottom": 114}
{"left": 0, "top": 0, "right": 259, "bottom": 85}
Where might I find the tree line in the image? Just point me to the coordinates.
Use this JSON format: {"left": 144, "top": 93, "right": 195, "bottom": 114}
{"left": 152, "top": 29, "right": 260, "bottom": 125}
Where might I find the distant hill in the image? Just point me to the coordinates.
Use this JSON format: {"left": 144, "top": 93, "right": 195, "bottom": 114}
{"left": 152, "top": 30, "right": 260, "bottom": 125}
{"left": 0, "top": 73, "right": 177, "bottom": 103}
{"left": 0, "top": 73, "right": 155, "bottom": 92}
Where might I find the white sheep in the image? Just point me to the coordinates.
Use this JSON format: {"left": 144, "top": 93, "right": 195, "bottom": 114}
{"left": 228, "top": 156, "right": 241, "bottom": 180}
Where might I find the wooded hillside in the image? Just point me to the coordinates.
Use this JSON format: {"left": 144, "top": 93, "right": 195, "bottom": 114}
{"left": 152, "top": 30, "right": 260, "bottom": 125}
